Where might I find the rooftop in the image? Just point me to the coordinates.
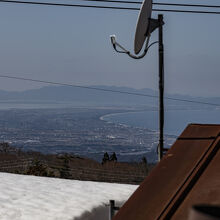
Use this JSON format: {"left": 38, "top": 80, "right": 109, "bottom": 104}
{"left": 113, "top": 124, "right": 220, "bottom": 220}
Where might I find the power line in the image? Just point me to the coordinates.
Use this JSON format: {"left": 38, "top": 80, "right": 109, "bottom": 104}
{"left": 0, "top": 74, "right": 160, "bottom": 97}
{"left": 0, "top": 74, "right": 219, "bottom": 107}
{"left": 153, "top": 8, "right": 220, "bottom": 14}
{"left": 75, "top": 0, "right": 142, "bottom": 4}
{"left": 77, "top": 0, "right": 220, "bottom": 9}
{"left": 0, "top": 0, "right": 220, "bottom": 14}
{"left": 0, "top": 0, "right": 140, "bottom": 10}
{"left": 153, "top": 2, "right": 220, "bottom": 9}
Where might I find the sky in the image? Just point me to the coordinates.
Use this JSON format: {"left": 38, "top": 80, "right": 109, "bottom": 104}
{"left": 0, "top": 0, "right": 220, "bottom": 97}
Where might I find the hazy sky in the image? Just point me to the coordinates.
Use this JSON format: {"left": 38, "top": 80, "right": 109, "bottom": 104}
{"left": 0, "top": 0, "right": 219, "bottom": 97}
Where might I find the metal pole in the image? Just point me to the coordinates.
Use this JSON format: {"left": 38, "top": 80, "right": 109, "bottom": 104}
{"left": 158, "top": 14, "right": 164, "bottom": 161}
{"left": 109, "top": 200, "right": 115, "bottom": 220}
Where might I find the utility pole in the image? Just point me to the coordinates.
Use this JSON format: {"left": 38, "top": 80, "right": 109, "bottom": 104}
{"left": 158, "top": 14, "right": 164, "bottom": 161}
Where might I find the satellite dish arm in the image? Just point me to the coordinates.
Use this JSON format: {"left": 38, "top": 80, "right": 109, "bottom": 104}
{"left": 128, "top": 39, "right": 159, "bottom": 59}
{"left": 127, "top": 36, "right": 151, "bottom": 59}
{"left": 110, "top": 36, "right": 130, "bottom": 54}
{"left": 110, "top": 35, "right": 158, "bottom": 59}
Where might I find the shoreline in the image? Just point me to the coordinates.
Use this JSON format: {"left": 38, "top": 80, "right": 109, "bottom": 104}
{"left": 99, "top": 110, "right": 180, "bottom": 137}
{"left": 99, "top": 110, "right": 152, "bottom": 130}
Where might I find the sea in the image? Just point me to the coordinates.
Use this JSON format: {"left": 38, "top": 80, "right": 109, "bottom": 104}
{"left": 101, "top": 108, "right": 220, "bottom": 137}
{"left": 1, "top": 102, "right": 219, "bottom": 136}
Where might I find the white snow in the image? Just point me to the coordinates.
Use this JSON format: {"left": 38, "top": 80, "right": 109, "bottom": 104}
{"left": 0, "top": 173, "right": 138, "bottom": 220}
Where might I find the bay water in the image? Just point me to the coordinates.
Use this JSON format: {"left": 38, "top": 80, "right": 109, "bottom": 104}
{"left": 101, "top": 109, "right": 220, "bottom": 137}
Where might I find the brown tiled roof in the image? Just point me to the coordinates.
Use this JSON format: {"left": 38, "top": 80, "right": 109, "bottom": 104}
{"left": 113, "top": 124, "right": 220, "bottom": 220}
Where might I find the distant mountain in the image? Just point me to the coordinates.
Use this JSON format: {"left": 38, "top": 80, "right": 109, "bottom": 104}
{"left": 0, "top": 86, "right": 158, "bottom": 106}
{"left": 0, "top": 86, "right": 219, "bottom": 108}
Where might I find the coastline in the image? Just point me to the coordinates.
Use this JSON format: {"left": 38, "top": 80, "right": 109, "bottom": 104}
{"left": 99, "top": 110, "right": 152, "bottom": 130}
{"left": 99, "top": 110, "right": 180, "bottom": 137}
{"left": 99, "top": 110, "right": 159, "bottom": 132}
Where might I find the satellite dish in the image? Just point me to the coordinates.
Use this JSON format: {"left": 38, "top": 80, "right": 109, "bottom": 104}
{"left": 134, "top": 0, "right": 152, "bottom": 54}
{"left": 109, "top": 3, "right": 165, "bottom": 161}
{"left": 109, "top": 0, "right": 159, "bottom": 59}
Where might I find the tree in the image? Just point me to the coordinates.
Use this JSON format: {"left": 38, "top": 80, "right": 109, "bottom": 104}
{"left": 59, "top": 155, "right": 71, "bottom": 179}
{"left": 141, "top": 156, "right": 148, "bottom": 175}
{"left": 102, "top": 152, "right": 110, "bottom": 164}
{"left": 110, "top": 152, "right": 117, "bottom": 162}
{"left": 26, "top": 159, "right": 48, "bottom": 176}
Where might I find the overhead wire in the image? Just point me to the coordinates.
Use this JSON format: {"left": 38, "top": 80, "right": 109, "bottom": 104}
{"left": 0, "top": 0, "right": 220, "bottom": 14}
{"left": 75, "top": 0, "right": 220, "bottom": 9}
{"left": 153, "top": 2, "right": 220, "bottom": 9}
{"left": 0, "top": 74, "right": 219, "bottom": 107}
{"left": 0, "top": 0, "right": 140, "bottom": 10}
{"left": 154, "top": 9, "right": 220, "bottom": 14}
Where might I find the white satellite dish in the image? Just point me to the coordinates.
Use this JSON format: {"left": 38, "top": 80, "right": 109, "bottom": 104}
{"left": 110, "top": 0, "right": 160, "bottom": 59}
{"left": 110, "top": 1, "right": 165, "bottom": 161}
{"left": 134, "top": 0, "right": 152, "bottom": 54}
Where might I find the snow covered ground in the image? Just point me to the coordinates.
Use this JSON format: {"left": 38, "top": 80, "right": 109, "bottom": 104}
{"left": 0, "top": 173, "right": 138, "bottom": 220}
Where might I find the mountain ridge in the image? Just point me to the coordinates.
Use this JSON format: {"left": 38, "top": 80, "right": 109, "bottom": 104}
{"left": 0, "top": 85, "right": 219, "bottom": 107}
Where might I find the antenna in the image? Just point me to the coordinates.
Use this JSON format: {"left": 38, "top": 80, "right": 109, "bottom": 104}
{"left": 110, "top": 0, "right": 165, "bottom": 161}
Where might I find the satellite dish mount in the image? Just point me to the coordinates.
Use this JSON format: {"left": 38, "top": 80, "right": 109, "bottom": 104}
{"left": 110, "top": 0, "right": 166, "bottom": 161}
{"left": 110, "top": 16, "right": 164, "bottom": 59}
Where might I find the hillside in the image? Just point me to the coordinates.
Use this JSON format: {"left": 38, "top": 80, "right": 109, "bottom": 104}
{"left": 0, "top": 143, "right": 154, "bottom": 185}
